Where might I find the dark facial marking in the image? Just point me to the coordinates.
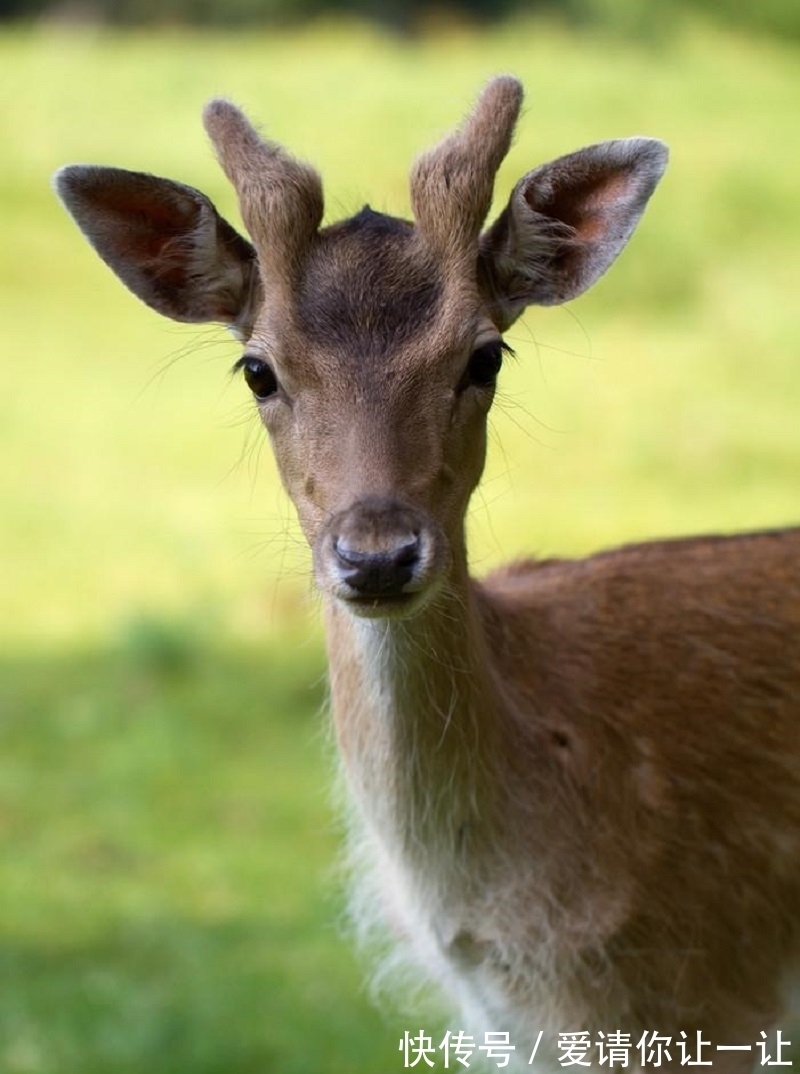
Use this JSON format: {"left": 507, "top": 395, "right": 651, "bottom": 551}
{"left": 294, "top": 208, "right": 443, "bottom": 360}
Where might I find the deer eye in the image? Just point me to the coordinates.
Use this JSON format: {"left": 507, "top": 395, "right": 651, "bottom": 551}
{"left": 459, "top": 340, "right": 508, "bottom": 392}
{"left": 241, "top": 357, "right": 279, "bottom": 400}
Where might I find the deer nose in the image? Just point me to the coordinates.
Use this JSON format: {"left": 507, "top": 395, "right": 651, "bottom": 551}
{"left": 333, "top": 534, "right": 421, "bottom": 597}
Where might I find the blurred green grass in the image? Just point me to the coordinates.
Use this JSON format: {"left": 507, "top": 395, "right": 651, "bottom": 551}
{"left": 1, "top": 15, "right": 799, "bottom": 1074}
{"left": 0, "top": 626, "right": 412, "bottom": 1073}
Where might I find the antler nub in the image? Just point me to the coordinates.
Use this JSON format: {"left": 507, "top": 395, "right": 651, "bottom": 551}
{"left": 203, "top": 98, "right": 323, "bottom": 285}
{"left": 410, "top": 76, "right": 523, "bottom": 265}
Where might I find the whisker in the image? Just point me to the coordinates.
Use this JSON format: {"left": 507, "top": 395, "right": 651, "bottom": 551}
{"left": 137, "top": 327, "right": 237, "bottom": 398}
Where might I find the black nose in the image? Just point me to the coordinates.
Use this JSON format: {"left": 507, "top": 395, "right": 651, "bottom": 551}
{"left": 333, "top": 534, "right": 420, "bottom": 597}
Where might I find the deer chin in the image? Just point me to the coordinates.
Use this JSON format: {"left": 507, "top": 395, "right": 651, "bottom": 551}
{"left": 334, "top": 579, "right": 444, "bottom": 621}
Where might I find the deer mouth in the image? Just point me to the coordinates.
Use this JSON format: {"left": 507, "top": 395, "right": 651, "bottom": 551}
{"left": 338, "top": 587, "right": 434, "bottom": 620}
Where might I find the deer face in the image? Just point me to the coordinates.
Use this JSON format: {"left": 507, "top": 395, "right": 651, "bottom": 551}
{"left": 238, "top": 210, "right": 509, "bottom": 615}
{"left": 54, "top": 77, "right": 667, "bottom": 617}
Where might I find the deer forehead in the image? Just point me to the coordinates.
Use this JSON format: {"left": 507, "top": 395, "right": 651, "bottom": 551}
{"left": 247, "top": 207, "right": 494, "bottom": 388}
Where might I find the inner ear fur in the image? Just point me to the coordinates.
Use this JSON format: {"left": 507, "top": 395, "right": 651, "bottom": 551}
{"left": 54, "top": 165, "right": 259, "bottom": 330}
{"left": 479, "top": 137, "right": 668, "bottom": 329}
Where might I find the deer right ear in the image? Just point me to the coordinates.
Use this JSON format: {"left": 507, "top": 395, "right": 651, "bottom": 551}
{"left": 479, "top": 138, "right": 668, "bottom": 330}
{"left": 53, "top": 166, "right": 260, "bottom": 334}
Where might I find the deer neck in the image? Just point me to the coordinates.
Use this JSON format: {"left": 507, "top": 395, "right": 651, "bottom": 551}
{"left": 324, "top": 549, "right": 502, "bottom": 869}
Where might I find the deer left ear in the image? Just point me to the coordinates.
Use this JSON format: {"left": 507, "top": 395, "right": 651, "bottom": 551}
{"left": 479, "top": 138, "right": 668, "bottom": 329}
{"left": 53, "top": 165, "right": 260, "bottom": 334}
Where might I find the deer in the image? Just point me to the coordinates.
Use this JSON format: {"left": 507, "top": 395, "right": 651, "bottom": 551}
{"left": 54, "top": 76, "right": 799, "bottom": 1071}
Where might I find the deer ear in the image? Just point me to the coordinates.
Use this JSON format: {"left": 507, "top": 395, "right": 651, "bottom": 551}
{"left": 53, "top": 165, "right": 259, "bottom": 333}
{"left": 479, "top": 138, "right": 668, "bottom": 328}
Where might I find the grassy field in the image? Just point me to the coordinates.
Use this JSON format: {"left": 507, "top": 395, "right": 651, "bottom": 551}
{"left": 1, "top": 15, "right": 799, "bottom": 1074}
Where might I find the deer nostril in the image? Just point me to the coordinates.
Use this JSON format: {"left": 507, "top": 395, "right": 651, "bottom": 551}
{"left": 333, "top": 535, "right": 421, "bottom": 597}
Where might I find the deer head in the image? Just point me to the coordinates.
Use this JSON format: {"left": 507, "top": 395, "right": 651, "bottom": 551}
{"left": 54, "top": 77, "right": 667, "bottom": 619}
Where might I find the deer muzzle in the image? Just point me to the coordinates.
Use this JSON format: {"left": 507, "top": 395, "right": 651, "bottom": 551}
{"left": 315, "top": 496, "right": 448, "bottom": 617}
